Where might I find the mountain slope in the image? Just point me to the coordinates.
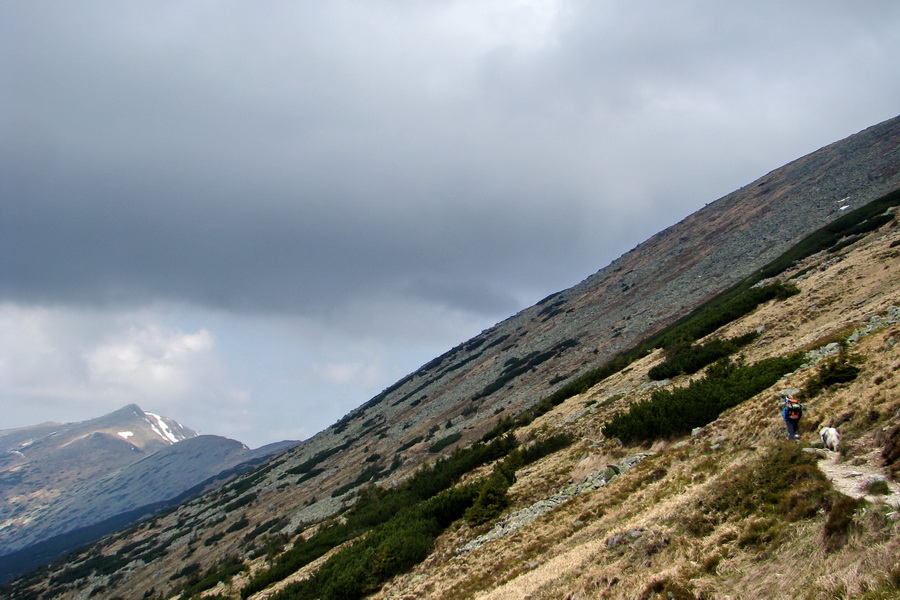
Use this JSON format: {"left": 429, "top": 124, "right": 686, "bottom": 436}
{"left": 4, "top": 115, "right": 900, "bottom": 600}
{"left": 0, "top": 405, "right": 296, "bottom": 572}
{"left": 377, "top": 205, "right": 900, "bottom": 600}
{"left": 1, "top": 404, "right": 197, "bottom": 552}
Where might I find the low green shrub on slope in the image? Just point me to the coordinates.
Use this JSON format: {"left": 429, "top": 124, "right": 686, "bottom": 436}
{"left": 603, "top": 354, "right": 804, "bottom": 444}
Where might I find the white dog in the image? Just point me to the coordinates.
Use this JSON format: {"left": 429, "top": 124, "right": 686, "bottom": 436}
{"left": 820, "top": 427, "right": 840, "bottom": 452}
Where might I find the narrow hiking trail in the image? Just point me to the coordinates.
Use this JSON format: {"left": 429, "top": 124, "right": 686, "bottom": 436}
{"left": 814, "top": 448, "right": 900, "bottom": 509}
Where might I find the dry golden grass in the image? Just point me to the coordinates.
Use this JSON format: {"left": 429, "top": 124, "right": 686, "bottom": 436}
{"left": 368, "top": 222, "right": 900, "bottom": 600}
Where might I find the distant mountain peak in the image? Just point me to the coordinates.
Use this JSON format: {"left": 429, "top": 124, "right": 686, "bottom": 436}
{"left": 0, "top": 404, "right": 284, "bottom": 565}
{"left": 82, "top": 404, "right": 198, "bottom": 446}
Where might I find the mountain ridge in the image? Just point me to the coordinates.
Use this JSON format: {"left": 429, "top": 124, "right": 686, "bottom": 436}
{"left": 0, "top": 404, "right": 297, "bottom": 570}
{"left": 1, "top": 403, "right": 197, "bottom": 537}
{"left": 281, "top": 115, "right": 900, "bottom": 493}
{"left": 4, "top": 115, "right": 900, "bottom": 599}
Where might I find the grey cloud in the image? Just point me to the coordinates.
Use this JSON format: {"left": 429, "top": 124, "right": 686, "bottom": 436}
{"left": 3, "top": 1, "right": 899, "bottom": 322}
{"left": 2, "top": 160, "right": 589, "bottom": 316}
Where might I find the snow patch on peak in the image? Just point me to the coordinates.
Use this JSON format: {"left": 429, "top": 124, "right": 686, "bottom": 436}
{"left": 118, "top": 431, "right": 134, "bottom": 440}
{"left": 144, "top": 413, "right": 180, "bottom": 444}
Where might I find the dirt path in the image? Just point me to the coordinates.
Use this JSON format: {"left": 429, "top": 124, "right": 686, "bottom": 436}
{"left": 814, "top": 448, "right": 900, "bottom": 509}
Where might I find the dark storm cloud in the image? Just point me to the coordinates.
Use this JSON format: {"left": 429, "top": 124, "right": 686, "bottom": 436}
{"left": 1, "top": 2, "right": 583, "bottom": 317}
{"left": 3, "top": 1, "right": 899, "bottom": 320}
{"left": 2, "top": 149, "right": 586, "bottom": 315}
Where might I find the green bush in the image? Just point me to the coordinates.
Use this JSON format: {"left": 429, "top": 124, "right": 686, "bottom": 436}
{"left": 242, "top": 517, "right": 288, "bottom": 544}
{"left": 472, "top": 339, "right": 578, "bottom": 401}
{"left": 519, "top": 433, "right": 574, "bottom": 465}
{"left": 284, "top": 442, "right": 353, "bottom": 476}
{"left": 169, "top": 562, "right": 200, "bottom": 581}
{"left": 481, "top": 416, "right": 519, "bottom": 442}
{"left": 756, "top": 188, "right": 900, "bottom": 280}
{"left": 533, "top": 281, "right": 795, "bottom": 419}
{"left": 240, "top": 435, "right": 517, "bottom": 598}
{"left": 223, "top": 492, "right": 257, "bottom": 513}
{"left": 867, "top": 479, "right": 890, "bottom": 495}
{"left": 803, "top": 351, "right": 861, "bottom": 398}
{"left": 311, "top": 515, "right": 442, "bottom": 600}
{"left": 778, "top": 473, "right": 834, "bottom": 521}
{"left": 500, "top": 190, "right": 900, "bottom": 446}
{"left": 648, "top": 331, "right": 759, "bottom": 380}
{"left": 464, "top": 464, "right": 515, "bottom": 526}
{"left": 538, "top": 352, "right": 637, "bottom": 413}
{"left": 827, "top": 234, "right": 866, "bottom": 254}
{"left": 330, "top": 464, "right": 387, "bottom": 498}
{"left": 737, "top": 517, "right": 784, "bottom": 549}
{"left": 604, "top": 354, "right": 804, "bottom": 444}
{"left": 181, "top": 555, "right": 245, "bottom": 598}
{"left": 49, "top": 552, "right": 132, "bottom": 585}
{"left": 271, "top": 485, "right": 479, "bottom": 600}
{"left": 266, "top": 431, "right": 573, "bottom": 600}
{"left": 295, "top": 467, "right": 325, "bottom": 485}
{"left": 225, "top": 516, "right": 250, "bottom": 533}
{"left": 397, "top": 436, "right": 423, "bottom": 451}
{"left": 653, "top": 282, "right": 798, "bottom": 351}
{"left": 428, "top": 432, "right": 462, "bottom": 453}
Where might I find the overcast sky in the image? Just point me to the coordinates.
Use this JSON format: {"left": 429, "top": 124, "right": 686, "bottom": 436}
{"left": 2, "top": 1, "right": 898, "bottom": 448}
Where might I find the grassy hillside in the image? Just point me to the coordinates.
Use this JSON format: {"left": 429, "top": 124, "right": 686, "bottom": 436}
{"left": 5, "top": 199, "right": 900, "bottom": 599}
{"left": 370, "top": 203, "right": 900, "bottom": 600}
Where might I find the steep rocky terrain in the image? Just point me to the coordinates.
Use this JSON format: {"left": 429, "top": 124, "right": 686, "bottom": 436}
{"left": 402, "top": 219, "right": 900, "bottom": 600}
{"left": 3, "top": 116, "right": 900, "bottom": 600}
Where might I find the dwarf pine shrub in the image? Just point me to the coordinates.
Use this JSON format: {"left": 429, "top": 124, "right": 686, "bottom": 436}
{"left": 604, "top": 354, "right": 804, "bottom": 444}
{"left": 756, "top": 188, "right": 900, "bottom": 280}
{"left": 180, "top": 556, "right": 245, "bottom": 598}
{"left": 802, "top": 350, "right": 861, "bottom": 398}
{"left": 464, "top": 465, "right": 514, "bottom": 526}
{"left": 867, "top": 479, "right": 890, "bottom": 495}
{"left": 240, "top": 435, "right": 518, "bottom": 599}
{"left": 271, "top": 485, "right": 479, "bottom": 600}
{"left": 648, "top": 331, "right": 759, "bottom": 380}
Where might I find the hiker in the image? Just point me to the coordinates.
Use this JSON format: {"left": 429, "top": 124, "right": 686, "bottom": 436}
{"left": 780, "top": 395, "right": 803, "bottom": 440}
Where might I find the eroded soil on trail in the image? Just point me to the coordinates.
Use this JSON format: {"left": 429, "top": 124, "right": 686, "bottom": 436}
{"left": 814, "top": 448, "right": 900, "bottom": 509}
